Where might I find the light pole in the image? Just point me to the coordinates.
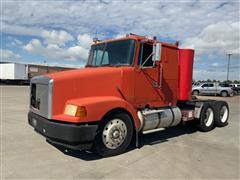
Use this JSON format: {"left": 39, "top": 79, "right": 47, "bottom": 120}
{"left": 43, "top": 60, "right": 49, "bottom": 73}
{"left": 226, "top": 53, "right": 232, "bottom": 81}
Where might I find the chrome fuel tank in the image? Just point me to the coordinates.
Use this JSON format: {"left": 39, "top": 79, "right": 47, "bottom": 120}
{"left": 138, "top": 107, "right": 182, "bottom": 132}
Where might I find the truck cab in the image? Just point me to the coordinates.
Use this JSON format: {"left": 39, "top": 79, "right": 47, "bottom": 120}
{"left": 28, "top": 34, "right": 230, "bottom": 157}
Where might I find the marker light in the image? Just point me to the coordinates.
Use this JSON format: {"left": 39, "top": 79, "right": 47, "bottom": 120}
{"left": 64, "top": 104, "right": 87, "bottom": 117}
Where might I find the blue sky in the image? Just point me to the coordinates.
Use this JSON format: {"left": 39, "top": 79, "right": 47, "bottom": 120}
{"left": 1, "top": 0, "right": 239, "bottom": 80}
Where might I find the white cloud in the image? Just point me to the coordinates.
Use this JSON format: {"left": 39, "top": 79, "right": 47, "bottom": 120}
{"left": 42, "top": 30, "right": 74, "bottom": 46}
{"left": 24, "top": 39, "right": 44, "bottom": 53}
{"left": 2, "top": 1, "right": 239, "bottom": 39}
{"left": 24, "top": 38, "right": 90, "bottom": 62}
{"left": 23, "top": 30, "right": 91, "bottom": 62}
{"left": 211, "top": 62, "right": 220, "bottom": 67}
{"left": 67, "top": 46, "right": 89, "bottom": 60}
{"left": 0, "top": 49, "right": 21, "bottom": 59}
{"left": 182, "top": 21, "right": 240, "bottom": 55}
{"left": 77, "top": 34, "right": 92, "bottom": 49}
{"left": 6, "top": 36, "right": 23, "bottom": 47}
{"left": 2, "top": 21, "right": 43, "bottom": 37}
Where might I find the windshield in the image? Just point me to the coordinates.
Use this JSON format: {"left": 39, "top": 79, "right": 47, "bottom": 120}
{"left": 86, "top": 39, "right": 135, "bottom": 67}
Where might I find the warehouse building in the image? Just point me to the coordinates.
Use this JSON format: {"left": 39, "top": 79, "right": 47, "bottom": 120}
{"left": 0, "top": 61, "right": 75, "bottom": 84}
{"left": 27, "top": 63, "right": 75, "bottom": 78}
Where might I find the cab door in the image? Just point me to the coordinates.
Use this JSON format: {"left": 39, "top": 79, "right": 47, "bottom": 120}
{"left": 134, "top": 42, "right": 163, "bottom": 108}
{"left": 134, "top": 42, "right": 179, "bottom": 108}
{"left": 201, "top": 83, "right": 209, "bottom": 94}
{"left": 208, "top": 83, "right": 217, "bottom": 94}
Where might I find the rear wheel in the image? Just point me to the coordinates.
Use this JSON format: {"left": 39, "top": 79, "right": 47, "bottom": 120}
{"left": 94, "top": 113, "right": 133, "bottom": 157}
{"left": 192, "top": 90, "right": 199, "bottom": 96}
{"left": 220, "top": 91, "right": 228, "bottom": 97}
{"left": 213, "top": 101, "right": 229, "bottom": 127}
{"left": 197, "top": 102, "right": 214, "bottom": 132}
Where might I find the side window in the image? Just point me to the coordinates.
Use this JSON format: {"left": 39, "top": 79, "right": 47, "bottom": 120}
{"left": 139, "top": 43, "right": 154, "bottom": 67}
{"left": 209, "top": 84, "right": 214, "bottom": 87}
{"left": 202, "top": 84, "right": 208, "bottom": 88}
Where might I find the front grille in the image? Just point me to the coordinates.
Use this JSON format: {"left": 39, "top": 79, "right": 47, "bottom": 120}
{"left": 30, "top": 76, "right": 53, "bottom": 119}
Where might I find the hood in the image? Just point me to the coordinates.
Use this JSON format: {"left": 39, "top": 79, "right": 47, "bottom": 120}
{"left": 47, "top": 67, "right": 134, "bottom": 116}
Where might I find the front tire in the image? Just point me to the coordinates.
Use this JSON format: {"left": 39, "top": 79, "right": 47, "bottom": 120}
{"left": 94, "top": 113, "right": 133, "bottom": 157}
{"left": 192, "top": 90, "right": 199, "bottom": 96}
{"left": 197, "top": 102, "right": 214, "bottom": 132}
{"left": 213, "top": 101, "right": 229, "bottom": 127}
{"left": 221, "top": 91, "right": 228, "bottom": 97}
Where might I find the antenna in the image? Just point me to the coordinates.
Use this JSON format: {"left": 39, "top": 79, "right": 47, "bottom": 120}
{"left": 93, "top": 30, "right": 98, "bottom": 43}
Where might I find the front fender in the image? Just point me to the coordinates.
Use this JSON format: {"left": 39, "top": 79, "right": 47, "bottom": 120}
{"left": 53, "top": 96, "right": 140, "bottom": 129}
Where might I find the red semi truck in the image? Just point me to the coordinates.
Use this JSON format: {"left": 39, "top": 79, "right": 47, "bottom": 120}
{"left": 28, "top": 34, "right": 229, "bottom": 157}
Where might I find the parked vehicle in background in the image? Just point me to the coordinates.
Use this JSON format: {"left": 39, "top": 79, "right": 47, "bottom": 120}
{"left": 231, "top": 84, "right": 240, "bottom": 88}
{"left": 192, "top": 82, "right": 234, "bottom": 97}
{"left": 223, "top": 83, "right": 240, "bottom": 95}
{"left": 0, "top": 62, "right": 29, "bottom": 85}
{"left": 192, "top": 82, "right": 200, "bottom": 86}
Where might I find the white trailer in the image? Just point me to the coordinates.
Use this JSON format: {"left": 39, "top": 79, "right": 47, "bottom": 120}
{"left": 0, "top": 62, "right": 28, "bottom": 84}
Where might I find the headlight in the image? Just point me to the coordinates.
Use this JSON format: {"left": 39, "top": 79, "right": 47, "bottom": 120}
{"left": 64, "top": 104, "right": 87, "bottom": 117}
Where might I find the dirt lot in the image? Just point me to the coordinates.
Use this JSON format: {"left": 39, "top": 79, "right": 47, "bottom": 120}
{"left": 1, "top": 86, "right": 239, "bottom": 179}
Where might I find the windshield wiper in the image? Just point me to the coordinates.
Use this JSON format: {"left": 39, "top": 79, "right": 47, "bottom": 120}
{"left": 100, "top": 64, "right": 115, "bottom": 67}
{"left": 115, "top": 63, "right": 129, "bottom": 66}
{"left": 99, "top": 63, "right": 129, "bottom": 67}
{"left": 85, "top": 64, "right": 97, "bottom": 67}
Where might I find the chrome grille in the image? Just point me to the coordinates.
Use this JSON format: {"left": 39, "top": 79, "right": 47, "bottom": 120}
{"left": 30, "top": 76, "right": 53, "bottom": 119}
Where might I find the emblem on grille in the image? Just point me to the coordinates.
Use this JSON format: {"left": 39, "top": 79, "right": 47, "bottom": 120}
{"left": 36, "top": 98, "right": 40, "bottom": 109}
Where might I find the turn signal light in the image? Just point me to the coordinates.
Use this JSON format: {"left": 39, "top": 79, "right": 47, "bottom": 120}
{"left": 64, "top": 104, "right": 87, "bottom": 117}
{"left": 76, "top": 106, "right": 87, "bottom": 117}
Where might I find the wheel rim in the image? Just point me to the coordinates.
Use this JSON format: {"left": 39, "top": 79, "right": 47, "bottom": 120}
{"left": 193, "top": 91, "right": 198, "bottom": 95}
{"left": 222, "top": 92, "right": 227, "bottom": 97}
{"left": 204, "top": 108, "right": 214, "bottom": 127}
{"left": 102, "top": 119, "right": 127, "bottom": 149}
{"left": 220, "top": 106, "right": 228, "bottom": 123}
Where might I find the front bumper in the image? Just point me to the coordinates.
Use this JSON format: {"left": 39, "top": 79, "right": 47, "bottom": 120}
{"left": 28, "top": 111, "right": 98, "bottom": 150}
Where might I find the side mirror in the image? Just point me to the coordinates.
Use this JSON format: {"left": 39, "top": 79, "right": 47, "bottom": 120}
{"left": 152, "top": 43, "right": 162, "bottom": 61}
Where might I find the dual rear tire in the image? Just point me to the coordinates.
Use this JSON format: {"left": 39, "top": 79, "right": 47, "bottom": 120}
{"left": 213, "top": 101, "right": 229, "bottom": 127}
{"left": 197, "top": 101, "right": 229, "bottom": 132}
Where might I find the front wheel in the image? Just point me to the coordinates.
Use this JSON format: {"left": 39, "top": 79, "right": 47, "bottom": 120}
{"left": 94, "top": 113, "right": 133, "bottom": 157}
{"left": 192, "top": 90, "right": 199, "bottom": 96}
{"left": 220, "top": 91, "right": 228, "bottom": 97}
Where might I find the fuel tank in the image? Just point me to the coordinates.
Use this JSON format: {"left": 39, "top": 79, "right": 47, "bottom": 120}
{"left": 138, "top": 107, "right": 182, "bottom": 132}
